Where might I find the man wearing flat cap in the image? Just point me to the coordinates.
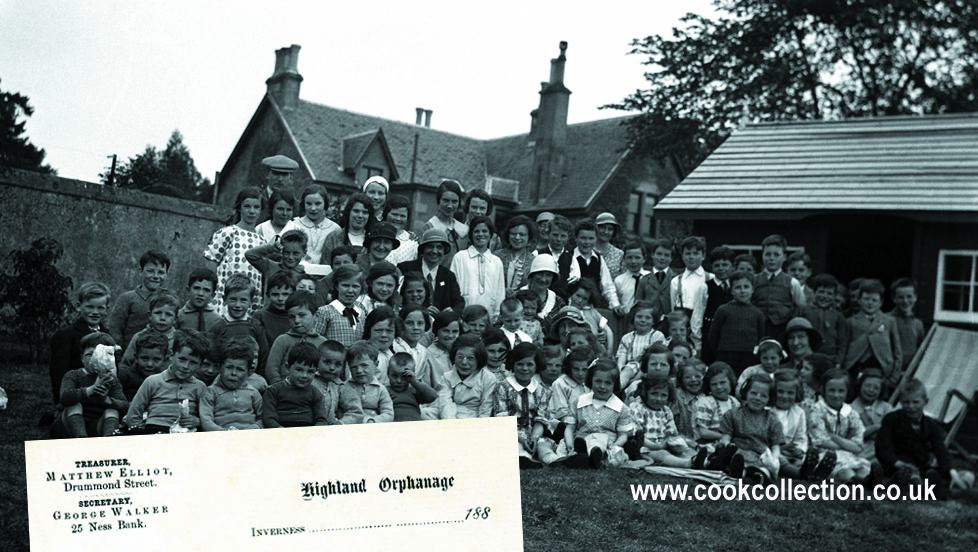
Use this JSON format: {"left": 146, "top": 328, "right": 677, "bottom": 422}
{"left": 261, "top": 155, "right": 299, "bottom": 198}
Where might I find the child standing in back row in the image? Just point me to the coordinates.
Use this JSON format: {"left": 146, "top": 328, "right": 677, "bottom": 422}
{"left": 108, "top": 250, "right": 171, "bottom": 350}
{"left": 707, "top": 271, "right": 766, "bottom": 374}
{"left": 670, "top": 236, "right": 710, "bottom": 353}
{"left": 752, "top": 235, "right": 806, "bottom": 338}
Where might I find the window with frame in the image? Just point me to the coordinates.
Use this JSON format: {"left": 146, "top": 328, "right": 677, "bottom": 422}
{"left": 627, "top": 192, "right": 658, "bottom": 237}
{"left": 364, "top": 166, "right": 384, "bottom": 179}
{"left": 934, "top": 250, "right": 978, "bottom": 324}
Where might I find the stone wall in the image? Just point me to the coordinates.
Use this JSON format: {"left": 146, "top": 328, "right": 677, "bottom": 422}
{"left": 0, "top": 168, "right": 233, "bottom": 308}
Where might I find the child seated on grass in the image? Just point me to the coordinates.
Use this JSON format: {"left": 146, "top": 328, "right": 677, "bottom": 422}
{"left": 362, "top": 306, "right": 397, "bottom": 385}
{"left": 515, "top": 290, "right": 545, "bottom": 345}
{"left": 493, "top": 343, "right": 552, "bottom": 469}
{"left": 717, "top": 375, "right": 784, "bottom": 483}
{"left": 51, "top": 332, "right": 127, "bottom": 438}
{"left": 347, "top": 341, "right": 394, "bottom": 423}
{"left": 535, "top": 345, "right": 563, "bottom": 389}
{"left": 251, "top": 271, "right": 296, "bottom": 353}
{"left": 875, "top": 378, "right": 952, "bottom": 499}
{"left": 671, "top": 359, "right": 705, "bottom": 440}
{"left": 200, "top": 339, "right": 263, "bottom": 430}
{"left": 194, "top": 336, "right": 221, "bottom": 386}
{"left": 439, "top": 334, "right": 497, "bottom": 419}
{"left": 237, "top": 336, "right": 268, "bottom": 395}
{"left": 668, "top": 339, "right": 693, "bottom": 366}
{"left": 623, "top": 344, "right": 676, "bottom": 398}
{"left": 558, "top": 359, "right": 632, "bottom": 469}
{"left": 311, "top": 341, "right": 364, "bottom": 424}
{"left": 386, "top": 352, "right": 438, "bottom": 422}
{"left": 661, "top": 311, "right": 694, "bottom": 356}
{"left": 176, "top": 268, "right": 221, "bottom": 333}
{"left": 123, "top": 330, "right": 209, "bottom": 434}
{"left": 263, "top": 342, "right": 328, "bottom": 428}
{"left": 482, "top": 328, "right": 512, "bottom": 382}
{"left": 117, "top": 332, "right": 168, "bottom": 401}
{"left": 49, "top": 282, "right": 112, "bottom": 407}
{"left": 850, "top": 367, "right": 894, "bottom": 460}
{"left": 266, "top": 291, "right": 326, "bottom": 385}
{"left": 736, "top": 338, "right": 786, "bottom": 395}
{"left": 806, "top": 369, "right": 870, "bottom": 482}
{"left": 693, "top": 362, "right": 740, "bottom": 445}
{"left": 120, "top": 292, "right": 180, "bottom": 370}
{"left": 616, "top": 301, "right": 667, "bottom": 381}
{"left": 207, "top": 274, "right": 269, "bottom": 377}
{"left": 625, "top": 374, "right": 698, "bottom": 467}
{"left": 771, "top": 369, "right": 809, "bottom": 479}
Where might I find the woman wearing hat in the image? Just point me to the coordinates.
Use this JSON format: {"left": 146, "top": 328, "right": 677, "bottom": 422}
{"left": 779, "top": 317, "right": 824, "bottom": 370}
{"left": 520, "top": 254, "right": 566, "bottom": 325}
{"left": 356, "top": 222, "right": 401, "bottom": 274}
{"left": 595, "top": 212, "right": 624, "bottom": 279}
{"left": 544, "top": 306, "right": 587, "bottom": 349}
{"left": 451, "top": 215, "right": 504, "bottom": 319}
{"left": 496, "top": 215, "right": 539, "bottom": 298}
{"left": 396, "top": 228, "right": 465, "bottom": 316}
{"left": 422, "top": 180, "right": 468, "bottom": 267}
{"left": 363, "top": 176, "right": 389, "bottom": 222}
{"left": 320, "top": 193, "right": 375, "bottom": 266}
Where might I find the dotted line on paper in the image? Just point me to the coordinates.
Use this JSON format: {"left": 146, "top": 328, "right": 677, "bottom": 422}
{"left": 308, "top": 520, "right": 462, "bottom": 533}
{"left": 81, "top": 493, "right": 133, "bottom": 498}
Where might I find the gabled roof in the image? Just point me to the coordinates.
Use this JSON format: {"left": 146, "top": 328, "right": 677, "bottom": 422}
{"left": 656, "top": 113, "right": 978, "bottom": 217}
{"left": 485, "top": 115, "right": 635, "bottom": 212}
{"left": 283, "top": 99, "right": 487, "bottom": 188}
{"left": 341, "top": 128, "right": 400, "bottom": 181}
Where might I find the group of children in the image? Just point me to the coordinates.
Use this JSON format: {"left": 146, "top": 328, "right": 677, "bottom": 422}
{"left": 46, "top": 212, "right": 951, "bottom": 497}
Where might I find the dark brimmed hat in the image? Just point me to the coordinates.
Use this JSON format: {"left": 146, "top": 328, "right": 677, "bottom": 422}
{"left": 547, "top": 306, "right": 587, "bottom": 342}
{"left": 778, "top": 317, "right": 823, "bottom": 352}
{"left": 364, "top": 222, "right": 400, "bottom": 250}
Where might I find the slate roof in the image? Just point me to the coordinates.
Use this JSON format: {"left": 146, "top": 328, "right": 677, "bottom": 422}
{"left": 656, "top": 114, "right": 978, "bottom": 216}
{"left": 282, "top": 99, "right": 489, "bottom": 189}
{"left": 484, "top": 115, "right": 635, "bottom": 212}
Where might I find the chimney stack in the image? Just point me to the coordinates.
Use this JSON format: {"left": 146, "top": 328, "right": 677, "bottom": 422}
{"left": 415, "top": 108, "right": 424, "bottom": 125}
{"left": 266, "top": 44, "right": 304, "bottom": 110}
{"left": 530, "top": 41, "right": 571, "bottom": 203}
{"left": 424, "top": 109, "right": 433, "bottom": 128}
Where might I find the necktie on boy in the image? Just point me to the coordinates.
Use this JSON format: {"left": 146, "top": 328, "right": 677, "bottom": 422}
{"left": 656, "top": 271, "right": 664, "bottom": 285}
{"left": 634, "top": 273, "right": 642, "bottom": 296}
{"left": 197, "top": 310, "right": 205, "bottom": 332}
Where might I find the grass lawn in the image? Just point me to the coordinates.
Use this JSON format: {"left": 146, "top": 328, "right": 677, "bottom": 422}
{"left": 3, "top": 362, "right": 977, "bottom": 552}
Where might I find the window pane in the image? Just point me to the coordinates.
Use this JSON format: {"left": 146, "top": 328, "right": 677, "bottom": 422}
{"left": 943, "top": 284, "right": 970, "bottom": 312}
{"left": 944, "top": 254, "right": 973, "bottom": 283}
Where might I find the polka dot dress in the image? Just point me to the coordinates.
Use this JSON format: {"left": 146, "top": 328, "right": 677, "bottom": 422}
{"left": 203, "top": 225, "right": 263, "bottom": 311}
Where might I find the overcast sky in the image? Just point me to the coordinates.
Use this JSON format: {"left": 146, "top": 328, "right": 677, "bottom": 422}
{"left": 1, "top": 0, "right": 716, "bottom": 183}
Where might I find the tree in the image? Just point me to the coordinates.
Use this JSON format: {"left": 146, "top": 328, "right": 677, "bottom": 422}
{"left": 102, "top": 130, "right": 213, "bottom": 202}
{"left": 607, "top": 0, "right": 978, "bottom": 174}
{"left": 0, "top": 78, "right": 55, "bottom": 174}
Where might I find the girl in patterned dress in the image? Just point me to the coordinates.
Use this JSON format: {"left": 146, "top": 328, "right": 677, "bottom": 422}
{"left": 204, "top": 187, "right": 265, "bottom": 313}
{"left": 718, "top": 375, "right": 784, "bottom": 482}
{"left": 493, "top": 343, "right": 552, "bottom": 469}
{"left": 849, "top": 367, "right": 894, "bottom": 460}
{"left": 808, "top": 369, "right": 871, "bottom": 482}
{"left": 560, "top": 359, "right": 633, "bottom": 469}
{"left": 627, "top": 374, "right": 698, "bottom": 467}
{"left": 693, "top": 362, "right": 741, "bottom": 445}
{"left": 670, "top": 359, "right": 705, "bottom": 440}
{"left": 617, "top": 301, "right": 668, "bottom": 389}
{"left": 355, "top": 261, "right": 398, "bottom": 316}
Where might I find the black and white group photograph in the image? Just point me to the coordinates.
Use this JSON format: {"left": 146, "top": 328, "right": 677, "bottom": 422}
{"left": 3, "top": 1, "right": 978, "bottom": 551}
